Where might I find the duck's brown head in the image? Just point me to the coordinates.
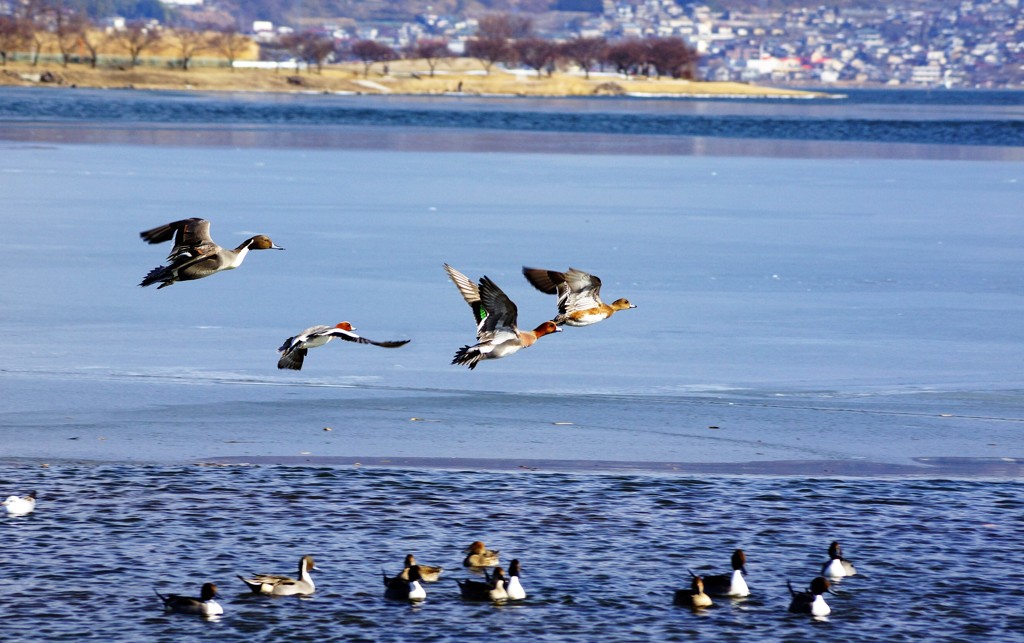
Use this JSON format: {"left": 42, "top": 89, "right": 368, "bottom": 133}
{"left": 533, "top": 321, "right": 561, "bottom": 338}
{"left": 249, "top": 235, "right": 284, "bottom": 250}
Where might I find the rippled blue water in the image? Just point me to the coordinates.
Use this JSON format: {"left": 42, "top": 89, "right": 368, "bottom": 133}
{"left": 2, "top": 462, "right": 1023, "bottom": 641}
{"left": 2, "top": 86, "right": 1022, "bottom": 147}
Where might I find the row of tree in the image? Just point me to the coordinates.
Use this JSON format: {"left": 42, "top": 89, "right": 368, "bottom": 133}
{"left": 0, "top": 5, "right": 252, "bottom": 70}
{"left": 340, "top": 34, "right": 698, "bottom": 80}
{"left": 306, "top": 14, "right": 699, "bottom": 80}
{"left": 1, "top": 5, "right": 698, "bottom": 80}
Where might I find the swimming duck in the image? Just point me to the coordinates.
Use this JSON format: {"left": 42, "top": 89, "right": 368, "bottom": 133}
{"left": 155, "top": 582, "right": 224, "bottom": 616}
{"left": 277, "top": 322, "right": 411, "bottom": 370}
{"left": 2, "top": 491, "right": 36, "bottom": 515}
{"left": 504, "top": 559, "right": 526, "bottom": 600}
{"left": 139, "top": 218, "right": 283, "bottom": 288}
{"left": 521, "top": 267, "right": 635, "bottom": 327}
{"left": 462, "top": 541, "right": 500, "bottom": 567}
{"left": 699, "top": 549, "right": 750, "bottom": 598}
{"left": 457, "top": 567, "right": 508, "bottom": 602}
{"left": 788, "top": 576, "right": 833, "bottom": 616}
{"left": 822, "top": 541, "right": 857, "bottom": 578}
{"left": 399, "top": 554, "right": 443, "bottom": 583}
{"left": 384, "top": 564, "right": 426, "bottom": 601}
{"left": 237, "top": 555, "right": 317, "bottom": 596}
{"left": 674, "top": 573, "right": 712, "bottom": 609}
{"left": 444, "top": 264, "right": 560, "bottom": 370}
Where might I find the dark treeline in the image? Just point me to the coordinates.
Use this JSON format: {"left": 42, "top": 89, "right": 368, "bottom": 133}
{"left": 2, "top": 4, "right": 697, "bottom": 79}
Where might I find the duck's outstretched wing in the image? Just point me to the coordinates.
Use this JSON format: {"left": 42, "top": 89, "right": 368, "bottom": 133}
{"left": 140, "top": 218, "right": 212, "bottom": 246}
{"left": 444, "top": 264, "right": 489, "bottom": 336}
{"left": 477, "top": 276, "right": 519, "bottom": 338}
{"left": 320, "top": 327, "right": 411, "bottom": 348}
{"left": 141, "top": 218, "right": 218, "bottom": 261}
{"left": 523, "top": 266, "right": 604, "bottom": 316}
{"left": 522, "top": 267, "right": 562, "bottom": 295}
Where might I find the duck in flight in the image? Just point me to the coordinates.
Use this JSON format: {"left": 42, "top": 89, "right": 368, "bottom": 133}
{"left": 521, "top": 267, "right": 635, "bottom": 327}
{"left": 139, "top": 218, "right": 282, "bottom": 288}
{"left": 444, "top": 264, "right": 560, "bottom": 370}
{"left": 277, "top": 322, "right": 410, "bottom": 370}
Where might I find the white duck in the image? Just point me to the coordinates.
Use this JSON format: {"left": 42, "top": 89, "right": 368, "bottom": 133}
{"left": 3, "top": 491, "right": 36, "bottom": 515}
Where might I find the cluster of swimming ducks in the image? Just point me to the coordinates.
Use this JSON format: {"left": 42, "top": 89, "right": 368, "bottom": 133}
{"left": 676, "top": 542, "right": 857, "bottom": 617}
{"left": 137, "top": 218, "right": 636, "bottom": 370}
{"left": 156, "top": 541, "right": 523, "bottom": 616}
{"left": 6, "top": 494, "right": 854, "bottom": 618}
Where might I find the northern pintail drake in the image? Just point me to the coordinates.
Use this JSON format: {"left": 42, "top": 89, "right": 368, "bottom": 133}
{"left": 788, "top": 577, "right": 833, "bottom": 616}
{"left": 674, "top": 573, "right": 712, "bottom": 609}
{"left": 155, "top": 582, "right": 224, "bottom": 616}
{"left": 2, "top": 490, "right": 36, "bottom": 515}
{"left": 444, "top": 264, "right": 560, "bottom": 370}
{"left": 462, "top": 541, "right": 500, "bottom": 568}
{"left": 700, "top": 549, "right": 750, "bottom": 598}
{"left": 238, "top": 555, "right": 317, "bottom": 596}
{"left": 277, "top": 322, "right": 411, "bottom": 370}
{"left": 399, "top": 554, "right": 443, "bottom": 583}
{"left": 822, "top": 541, "right": 857, "bottom": 578}
{"left": 504, "top": 559, "right": 526, "bottom": 600}
{"left": 384, "top": 564, "right": 426, "bottom": 601}
{"left": 521, "top": 267, "right": 635, "bottom": 327}
{"left": 139, "top": 218, "right": 283, "bottom": 289}
{"left": 457, "top": 567, "right": 508, "bottom": 602}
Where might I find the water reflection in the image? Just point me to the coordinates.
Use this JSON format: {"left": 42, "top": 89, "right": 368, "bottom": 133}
{"left": 2, "top": 122, "right": 1022, "bottom": 160}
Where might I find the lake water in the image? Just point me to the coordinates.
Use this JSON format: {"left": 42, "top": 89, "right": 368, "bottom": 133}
{"left": 1, "top": 86, "right": 1022, "bottom": 640}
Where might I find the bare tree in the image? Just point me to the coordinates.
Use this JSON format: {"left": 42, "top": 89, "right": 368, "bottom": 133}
{"left": 411, "top": 39, "right": 449, "bottom": 77}
{"left": 605, "top": 39, "right": 647, "bottom": 76}
{"left": 212, "top": 27, "right": 250, "bottom": 70}
{"left": 116, "top": 21, "right": 162, "bottom": 68}
{"left": 561, "top": 36, "right": 606, "bottom": 79}
{"left": 169, "top": 27, "right": 207, "bottom": 71}
{"left": 0, "top": 16, "right": 30, "bottom": 66}
{"left": 350, "top": 39, "right": 394, "bottom": 78}
{"left": 464, "top": 36, "right": 506, "bottom": 75}
{"left": 514, "top": 37, "right": 557, "bottom": 77}
{"left": 78, "top": 21, "right": 105, "bottom": 69}
{"left": 646, "top": 37, "right": 698, "bottom": 79}
{"left": 303, "top": 33, "right": 336, "bottom": 74}
{"left": 55, "top": 10, "right": 89, "bottom": 68}
{"left": 280, "top": 32, "right": 337, "bottom": 74}
{"left": 465, "top": 13, "right": 533, "bottom": 74}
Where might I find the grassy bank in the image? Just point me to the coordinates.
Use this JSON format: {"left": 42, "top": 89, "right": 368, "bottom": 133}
{"left": 0, "top": 57, "right": 830, "bottom": 98}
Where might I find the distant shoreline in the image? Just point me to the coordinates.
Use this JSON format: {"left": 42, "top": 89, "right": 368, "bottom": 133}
{"left": 1, "top": 59, "right": 835, "bottom": 99}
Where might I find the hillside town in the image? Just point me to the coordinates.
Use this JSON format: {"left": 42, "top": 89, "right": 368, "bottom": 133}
{"left": 174, "top": 0, "right": 1024, "bottom": 88}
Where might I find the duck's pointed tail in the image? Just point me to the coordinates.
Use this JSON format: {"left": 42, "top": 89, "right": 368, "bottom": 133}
{"left": 452, "top": 345, "right": 482, "bottom": 370}
{"left": 140, "top": 265, "right": 172, "bottom": 288}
